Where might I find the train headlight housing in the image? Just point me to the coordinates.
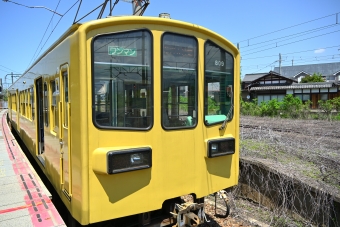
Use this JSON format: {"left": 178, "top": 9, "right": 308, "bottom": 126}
{"left": 207, "top": 138, "right": 235, "bottom": 158}
{"left": 107, "top": 147, "right": 152, "bottom": 174}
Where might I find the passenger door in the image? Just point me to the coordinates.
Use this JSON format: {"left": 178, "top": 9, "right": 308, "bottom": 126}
{"left": 59, "top": 65, "right": 71, "bottom": 200}
{"left": 35, "top": 78, "right": 45, "bottom": 157}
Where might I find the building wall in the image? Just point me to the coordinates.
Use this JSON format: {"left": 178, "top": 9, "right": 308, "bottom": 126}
{"left": 242, "top": 87, "right": 339, "bottom": 109}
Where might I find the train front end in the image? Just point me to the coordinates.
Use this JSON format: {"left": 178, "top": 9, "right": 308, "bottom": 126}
{"left": 84, "top": 16, "right": 239, "bottom": 225}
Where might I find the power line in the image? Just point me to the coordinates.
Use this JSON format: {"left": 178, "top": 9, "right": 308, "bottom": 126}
{"left": 0, "top": 64, "right": 21, "bottom": 74}
{"left": 28, "top": 0, "right": 62, "bottom": 67}
{"left": 0, "top": 68, "right": 9, "bottom": 73}
{"left": 28, "top": 1, "right": 80, "bottom": 67}
{"left": 3, "top": 0, "right": 63, "bottom": 16}
{"left": 281, "top": 57, "right": 340, "bottom": 66}
{"left": 238, "top": 12, "right": 339, "bottom": 43}
{"left": 242, "top": 55, "right": 340, "bottom": 68}
{"left": 241, "top": 29, "right": 340, "bottom": 56}
{"left": 241, "top": 45, "right": 340, "bottom": 60}
{"left": 288, "top": 54, "right": 340, "bottom": 61}
{"left": 241, "top": 26, "right": 340, "bottom": 54}
{"left": 242, "top": 57, "right": 340, "bottom": 73}
{"left": 250, "top": 61, "right": 278, "bottom": 73}
{"left": 240, "top": 24, "right": 339, "bottom": 50}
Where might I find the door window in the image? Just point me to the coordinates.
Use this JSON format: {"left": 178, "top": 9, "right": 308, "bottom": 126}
{"left": 161, "top": 33, "right": 198, "bottom": 129}
{"left": 92, "top": 30, "right": 153, "bottom": 129}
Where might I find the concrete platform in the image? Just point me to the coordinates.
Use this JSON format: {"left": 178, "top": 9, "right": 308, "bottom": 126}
{"left": 0, "top": 110, "right": 65, "bottom": 227}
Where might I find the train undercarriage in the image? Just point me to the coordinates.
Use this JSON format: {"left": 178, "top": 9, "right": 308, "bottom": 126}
{"left": 98, "top": 190, "right": 231, "bottom": 227}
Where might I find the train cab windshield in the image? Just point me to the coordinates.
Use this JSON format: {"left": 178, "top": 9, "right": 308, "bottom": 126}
{"left": 204, "top": 41, "right": 234, "bottom": 125}
{"left": 161, "top": 33, "right": 198, "bottom": 129}
{"left": 92, "top": 30, "right": 152, "bottom": 129}
{"left": 92, "top": 29, "right": 234, "bottom": 129}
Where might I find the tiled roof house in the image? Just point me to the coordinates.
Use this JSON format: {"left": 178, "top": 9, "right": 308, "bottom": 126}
{"left": 242, "top": 62, "right": 340, "bottom": 109}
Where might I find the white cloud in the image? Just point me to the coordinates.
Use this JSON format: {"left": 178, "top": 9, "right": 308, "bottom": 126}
{"left": 314, "top": 49, "right": 325, "bottom": 54}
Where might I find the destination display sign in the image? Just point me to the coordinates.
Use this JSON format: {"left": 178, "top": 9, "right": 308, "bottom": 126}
{"left": 163, "top": 44, "right": 195, "bottom": 58}
{"left": 108, "top": 46, "right": 137, "bottom": 57}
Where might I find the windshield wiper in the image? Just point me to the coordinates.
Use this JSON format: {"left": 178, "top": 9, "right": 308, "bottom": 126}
{"left": 219, "top": 104, "right": 234, "bottom": 130}
{"left": 219, "top": 88, "right": 233, "bottom": 131}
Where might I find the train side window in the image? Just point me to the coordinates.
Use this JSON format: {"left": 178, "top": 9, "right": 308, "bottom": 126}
{"left": 21, "top": 91, "right": 24, "bottom": 116}
{"left": 63, "top": 71, "right": 68, "bottom": 128}
{"left": 51, "top": 80, "right": 59, "bottom": 132}
{"left": 161, "top": 33, "right": 198, "bottom": 129}
{"left": 12, "top": 93, "right": 16, "bottom": 111}
{"left": 43, "top": 82, "right": 49, "bottom": 127}
{"left": 20, "top": 91, "right": 22, "bottom": 115}
{"left": 24, "top": 90, "right": 26, "bottom": 116}
{"left": 30, "top": 87, "right": 34, "bottom": 120}
{"left": 204, "top": 41, "right": 234, "bottom": 125}
{"left": 92, "top": 29, "right": 153, "bottom": 129}
{"left": 27, "top": 89, "right": 31, "bottom": 119}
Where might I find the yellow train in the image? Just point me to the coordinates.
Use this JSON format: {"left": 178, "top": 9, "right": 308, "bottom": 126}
{"left": 7, "top": 14, "right": 240, "bottom": 226}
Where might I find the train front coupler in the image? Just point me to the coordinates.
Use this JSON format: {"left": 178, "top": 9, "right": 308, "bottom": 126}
{"left": 170, "top": 202, "right": 208, "bottom": 227}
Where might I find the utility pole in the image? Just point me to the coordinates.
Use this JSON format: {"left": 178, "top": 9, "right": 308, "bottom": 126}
{"left": 5, "top": 72, "right": 21, "bottom": 87}
{"left": 279, "top": 53, "right": 281, "bottom": 75}
{"left": 292, "top": 59, "right": 294, "bottom": 66}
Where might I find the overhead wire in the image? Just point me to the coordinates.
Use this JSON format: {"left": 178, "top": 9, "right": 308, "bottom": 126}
{"left": 0, "top": 64, "right": 21, "bottom": 74}
{"left": 240, "top": 24, "right": 340, "bottom": 53}
{"left": 281, "top": 56, "right": 340, "bottom": 66}
{"left": 36, "top": 1, "right": 79, "bottom": 59}
{"left": 241, "top": 29, "right": 340, "bottom": 57}
{"left": 242, "top": 55, "right": 340, "bottom": 74}
{"left": 28, "top": 0, "right": 80, "bottom": 67}
{"left": 28, "top": 0, "right": 62, "bottom": 68}
{"left": 238, "top": 12, "right": 340, "bottom": 76}
{"left": 4, "top": 0, "right": 63, "bottom": 16}
{"left": 243, "top": 54, "right": 340, "bottom": 67}
{"left": 240, "top": 24, "right": 338, "bottom": 49}
{"left": 0, "top": 68, "right": 9, "bottom": 73}
{"left": 237, "top": 12, "right": 339, "bottom": 43}
{"left": 241, "top": 45, "right": 340, "bottom": 60}
{"left": 250, "top": 60, "right": 278, "bottom": 73}
{"left": 237, "top": 11, "right": 340, "bottom": 70}
{"left": 242, "top": 54, "right": 340, "bottom": 70}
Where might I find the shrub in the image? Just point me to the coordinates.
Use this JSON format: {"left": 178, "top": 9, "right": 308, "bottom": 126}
{"left": 318, "top": 99, "right": 334, "bottom": 121}
{"left": 331, "top": 96, "right": 340, "bottom": 112}
{"left": 241, "top": 99, "right": 261, "bottom": 116}
{"left": 280, "top": 95, "right": 303, "bottom": 119}
{"left": 259, "top": 99, "right": 280, "bottom": 117}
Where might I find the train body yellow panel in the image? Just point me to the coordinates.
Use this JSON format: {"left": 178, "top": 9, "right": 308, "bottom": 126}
{"left": 8, "top": 16, "right": 240, "bottom": 226}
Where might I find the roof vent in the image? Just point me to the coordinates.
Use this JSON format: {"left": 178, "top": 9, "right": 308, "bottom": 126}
{"left": 159, "top": 13, "right": 170, "bottom": 19}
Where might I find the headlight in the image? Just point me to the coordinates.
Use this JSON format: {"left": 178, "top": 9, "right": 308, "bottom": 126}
{"left": 107, "top": 147, "right": 152, "bottom": 174}
{"left": 207, "top": 138, "right": 235, "bottom": 158}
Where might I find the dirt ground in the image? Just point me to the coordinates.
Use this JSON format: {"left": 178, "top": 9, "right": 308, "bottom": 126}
{"left": 240, "top": 116, "right": 340, "bottom": 198}
{"left": 193, "top": 116, "right": 340, "bottom": 227}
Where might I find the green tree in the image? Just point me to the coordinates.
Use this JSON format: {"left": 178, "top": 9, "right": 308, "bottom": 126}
{"left": 300, "top": 73, "right": 325, "bottom": 83}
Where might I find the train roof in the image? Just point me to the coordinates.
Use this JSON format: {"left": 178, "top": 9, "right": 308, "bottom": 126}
{"left": 9, "top": 16, "right": 239, "bottom": 92}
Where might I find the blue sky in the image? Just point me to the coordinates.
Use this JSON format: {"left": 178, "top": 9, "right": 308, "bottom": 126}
{"left": 0, "top": 0, "right": 339, "bottom": 87}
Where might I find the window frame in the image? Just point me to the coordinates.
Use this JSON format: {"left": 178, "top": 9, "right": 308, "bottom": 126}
{"left": 203, "top": 39, "right": 235, "bottom": 126}
{"left": 91, "top": 29, "right": 154, "bottom": 131}
{"left": 160, "top": 31, "right": 199, "bottom": 130}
